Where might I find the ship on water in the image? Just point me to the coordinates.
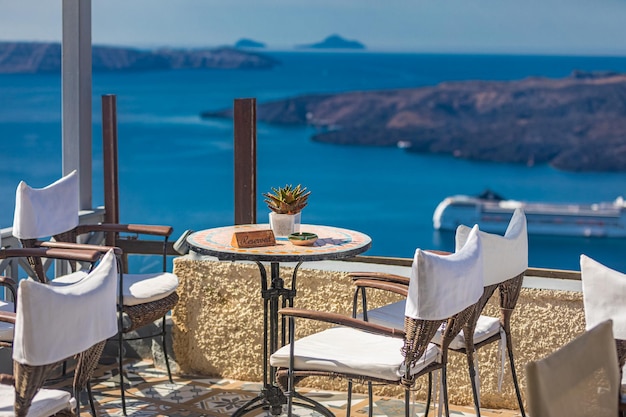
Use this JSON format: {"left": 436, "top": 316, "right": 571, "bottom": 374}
{"left": 433, "top": 190, "right": 626, "bottom": 238}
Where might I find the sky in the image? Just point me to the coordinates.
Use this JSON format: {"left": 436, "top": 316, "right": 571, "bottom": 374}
{"left": 1, "top": 0, "right": 626, "bottom": 56}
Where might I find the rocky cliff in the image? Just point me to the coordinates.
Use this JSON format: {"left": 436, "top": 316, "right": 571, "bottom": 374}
{"left": 203, "top": 70, "right": 626, "bottom": 172}
{"left": 0, "top": 42, "right": 278, "bottom": 73}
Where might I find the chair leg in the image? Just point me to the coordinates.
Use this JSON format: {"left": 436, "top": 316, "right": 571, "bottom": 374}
{"left": 466, "top": 349, "right": 481, "bottom": 417}
{"left": 87, "top": 381, "right": 98, "bottom": 417}
{"left": 404, "top": 389, "right": 410, "bottom": 417}
{"left": 425, "top": 372, "right": 432, "bottom": 417}
{"left": 346, "top": 380, "right": 353, "bottom": 417}
{"left": 72, "top": 386, "right": 81, "bottom": 417}
{"left": 118, "top": 330, "right": 127, "bottom": 416}
{"left": 75, "top": 398, "right": 81, "bottom": 417}
{"left": 505, "top": 332, "right": 526, "bottom": 417}
{"left": 115, "top": 258, "right": 128, "bottom": 416}
{"left": 160, "top": 315, "right": 174, "bottom": 384}
{"left": 368, "top": 381, "right": 373, "bottom": 417}
{"left": 441, "top": 364, "right": 450, "bottom": 417}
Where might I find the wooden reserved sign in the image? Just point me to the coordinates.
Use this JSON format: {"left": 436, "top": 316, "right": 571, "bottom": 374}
{"left": 231, "top": 229, "right": 276, "bottom": 248}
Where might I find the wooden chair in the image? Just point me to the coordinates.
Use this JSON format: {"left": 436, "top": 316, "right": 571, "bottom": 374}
{"left": 526, "top": 320, "right": 619, "bottom": 417}
{"left": 352, "top": 208, "right": 528, "bottom": 417}
{"left": 12, "top": 170, "right": 179, "bottom": 415}
{"left": 0, "top": 249, "right": 118, "bottom": 417}
{"left": 269, "top": 225, "right": 485, "bottom": 417}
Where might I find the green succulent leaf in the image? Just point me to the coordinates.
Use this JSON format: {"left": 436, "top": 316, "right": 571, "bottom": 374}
{"left": 263, "top": 184, "right": 310, "bottom": 214}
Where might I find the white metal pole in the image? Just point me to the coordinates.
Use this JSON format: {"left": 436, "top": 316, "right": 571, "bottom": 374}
{"left": 62, "top": 0, "right": 92, "bottom": 211}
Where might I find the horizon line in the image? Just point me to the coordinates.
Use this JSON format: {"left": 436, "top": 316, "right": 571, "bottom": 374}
{"left": 2, "top": 38, "right": 626, "bottom": 59}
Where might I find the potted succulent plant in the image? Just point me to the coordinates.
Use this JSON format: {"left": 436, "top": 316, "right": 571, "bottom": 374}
{"left": 263, "top": 184, "right": 310, "bottom": 236}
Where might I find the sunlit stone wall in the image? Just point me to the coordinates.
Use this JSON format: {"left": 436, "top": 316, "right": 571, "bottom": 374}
{"left": 172, "top": 257, "right": 584, "bottom": 410}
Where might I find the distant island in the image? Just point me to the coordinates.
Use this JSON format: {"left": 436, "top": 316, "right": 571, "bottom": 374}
{"left": 234, "top": 38, "right": 266, "bottom": 49}
{"left": 202, "top": 70, "right": 626, "bottom": 172}
{"left": 0, "top": 42, "right": 279, "bottom": 73}
{"left": 298, "top": 34, "right": 365, "bottom": 50}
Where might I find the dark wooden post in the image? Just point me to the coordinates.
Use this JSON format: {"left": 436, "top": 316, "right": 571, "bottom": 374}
{"left": 234, "top": 98, "right": 257, "bottom": 225}
{"left": 101, "top": 94, "right": 119, "bottom": 246}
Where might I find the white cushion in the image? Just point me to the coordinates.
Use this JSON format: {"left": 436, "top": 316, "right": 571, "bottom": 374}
{"left": 270, "top": 326, "right": 440, "bottom": 381}
{"left": 433, "top": 315, "right": 501, "bottom": 350}
{"left": 361, "top": 300, "right": 501, "bottom": 350}
{"left": 13, "top": 250, "right": 119, "bottom": 366}
{"left": 0, "top": 324, "right": 13, "bottom": 344}
{"left": 49, "top": 270, "right": 89, "bottom": 286}
{"left": 405, "top": 225, "right": 483, "bottom": 321}
{"left": 121, "top": 272, "right": 179, "bottom": 306}
{"left": 455, "top": 208, "right": 528, "bottom": 286}
{"left": 581, "top": 255, "right": 626, "bottom": 339}
{"left": 0, "top": 383, "right": 75, "bottom": 417}
{"left": 0, "top": 302, "right": 14, "bottom": 315}
{"left": 360, "top": 300, "right": 406, "bottom": 330}
{"left": 52, "top": 268, "right": 178, "bottom": 307}
{"left": 0, "top": 301, "right": 15, "bottom": 342}
{"left": 12, "top": 170, "right": 79, "bottom": 240}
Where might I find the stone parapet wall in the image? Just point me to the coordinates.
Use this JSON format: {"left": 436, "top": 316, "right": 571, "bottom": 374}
{"left": 172, "top": 257, "right": 585, "bottom": 410}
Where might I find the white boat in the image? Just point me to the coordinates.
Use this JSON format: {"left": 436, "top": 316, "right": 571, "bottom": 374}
{"left": 433, "top": 191, "right": 626, "bottom": 237}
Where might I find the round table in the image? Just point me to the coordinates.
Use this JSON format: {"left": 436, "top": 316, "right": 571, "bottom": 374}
{"left": 187, "top": 223, "right": 372, "bottom": 262}
{"left": 186, "top": 224, "right": 372, "bottom": 416}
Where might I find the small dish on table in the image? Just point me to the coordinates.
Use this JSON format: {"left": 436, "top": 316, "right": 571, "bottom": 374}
{"left": 288, "top": 232, "right": 318, "bottom": 246}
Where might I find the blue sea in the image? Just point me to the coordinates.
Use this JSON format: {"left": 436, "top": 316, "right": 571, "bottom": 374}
{"left": 2, "top": 51, "right": 626, "bottom": 272}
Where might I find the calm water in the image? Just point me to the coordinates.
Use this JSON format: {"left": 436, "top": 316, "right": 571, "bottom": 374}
{"left": 2, "top": 51, "right": 626, "bottom": 272}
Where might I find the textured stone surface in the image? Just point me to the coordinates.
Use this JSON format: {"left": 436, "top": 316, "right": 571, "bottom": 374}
{"left": 172, "top": 257, "right": 584, "bottom": 410}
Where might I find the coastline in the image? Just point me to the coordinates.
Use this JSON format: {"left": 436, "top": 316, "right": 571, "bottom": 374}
{"left": 202, "top": 69, "right": 626, "bottom": 172}
{"left": 3, "top": 52, "right": 626, "bottom": 271}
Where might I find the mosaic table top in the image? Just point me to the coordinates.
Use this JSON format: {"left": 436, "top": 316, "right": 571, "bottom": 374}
{"left": 187, "top": 224, "right": 372, "bottom": 262}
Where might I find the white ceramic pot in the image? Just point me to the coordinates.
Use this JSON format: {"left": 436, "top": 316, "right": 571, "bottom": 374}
{"left": 269, "top": 212, "right": 301, "bottom": 237}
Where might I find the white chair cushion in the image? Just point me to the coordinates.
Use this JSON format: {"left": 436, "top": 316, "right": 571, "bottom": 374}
{"left": 52, "top": 269, "right": 178, "bottom": 307}
{"left": 0, "top": 384, "right": 75, "bottom": 417}
{"left": 0, "top": 323, "right": 13, "bottom": 344}
{"left": 360, "top": 300, "right": 405, "bottom": 330}
{"left": 49, "top": 270, "right": 89, "bottom": 286}
{"left": 0, "top": 302, "right": 14, "bottom": 315}
{"left": 581, "top": 255, "right": 626, "bottom": 339}
{"left": 12, "top": 170, "right": 79, "bottom": 240}
{"left": 433, "top": 315, "right": 501, "bottom": 350}
{"left": 0, "top": 301, "right": 15, "bottom": 342}
{"left": 455, "top": 208, "right": 528, "bottom": 286}
{"left": 121, "top": 272, "right": 178, "bottom": 306}
{"left": 360, "top": 300, "right": 501, "bottom": 350}
{"left": 13, "top": 250, "right": 119, "bottom": 366}
{"left": 406, "top": 225, "right": 483, "bottom": 321}
{"left": 270, "top": 326, "right": 440, "bottom": 381}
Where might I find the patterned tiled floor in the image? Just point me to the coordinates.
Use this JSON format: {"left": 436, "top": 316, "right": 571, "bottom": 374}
{"left": 50, "top": 359, "right": 521, "bottom": 417}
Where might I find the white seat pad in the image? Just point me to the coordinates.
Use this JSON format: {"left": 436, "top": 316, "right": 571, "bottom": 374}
{"left": 49, "top": 270, "right": 89, "bottom": 286}
{"left": 0, "top": 301, "right": 15, "bottom": 342}
{"left": 362, "top": 301, "right": 501, "bottom": 350}
{"left": 433, "top": 315, "right": 501, "bottom": 350}
{"left": 0, "top": 383, "right": 75, "bottom": 417}
{"left": 52, "top": 270, "right": 178, "bottom": 306}
{"left": 120, "top": 272, "right": 179, "bottom": 306}
{"left": 359, "top": 300, "right": 405, "bottom": 330}
{"left": 270, "top": 326, "right": 440, "bottom": 382}
{"left": 0, "top": 301, "right": 15, "bottom": 313}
